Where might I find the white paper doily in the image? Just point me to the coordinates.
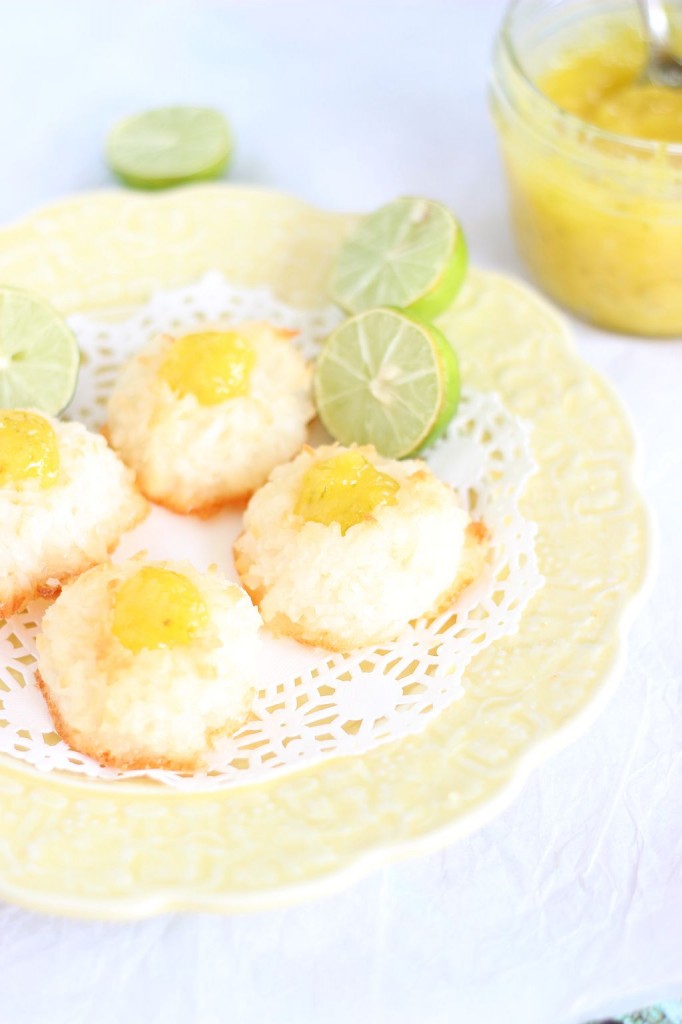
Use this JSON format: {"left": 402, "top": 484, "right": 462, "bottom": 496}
{"left": 0, "top": 272, "right": 543, "bottom": 790}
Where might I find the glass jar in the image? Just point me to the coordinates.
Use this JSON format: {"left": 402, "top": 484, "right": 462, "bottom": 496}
{"left": 490, "top": 0, "right": 682, "bottom": 337}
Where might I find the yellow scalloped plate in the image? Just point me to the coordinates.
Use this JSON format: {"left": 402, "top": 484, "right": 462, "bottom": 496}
{"left": 0, "top": 186, "right": 652, "bottom": 918}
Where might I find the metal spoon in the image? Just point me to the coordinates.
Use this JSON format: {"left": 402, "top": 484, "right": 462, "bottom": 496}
{"left": 638, "top": 0, "right": 682, "bottom": 87}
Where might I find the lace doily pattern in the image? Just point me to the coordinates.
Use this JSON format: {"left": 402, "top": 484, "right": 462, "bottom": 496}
{"left": 0, "top": 272, "right": 541, "bottom": 789}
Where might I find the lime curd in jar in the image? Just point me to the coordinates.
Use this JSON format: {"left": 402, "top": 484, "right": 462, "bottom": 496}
{"left": 541, "top": 28, "right": 682, "bottom": 143}
{"left": 491, "top": 2, "right": 682, "bottom": 336}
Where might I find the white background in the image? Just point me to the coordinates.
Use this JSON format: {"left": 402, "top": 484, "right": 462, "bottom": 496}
{"left": 1, "top": 2, "right": 681, "bottom": 1022}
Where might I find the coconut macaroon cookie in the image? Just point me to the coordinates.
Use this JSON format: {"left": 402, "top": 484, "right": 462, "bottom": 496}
{"left": 234, "top": 444, "right": 489, "bottom": 651}
{"left": 0, "top": 409, "right": 147, "bottom": 617}
{"left": 106, "top": 322, "right": 314, "bottom": 514}
{"left": 36, "top": 557, "right": 262, "bottom": 771}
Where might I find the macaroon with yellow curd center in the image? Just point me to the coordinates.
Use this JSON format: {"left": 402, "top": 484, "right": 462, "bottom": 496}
{"left": 235, "top": 444, "right": 489, "bottom": 651}
{"left": 106, "top": 321, "right": 314, "bottom": 514}
{"left": 0, "top": 409, "right": 147, "bottom": 617}
{"left": 36, "top": 558, "right": 262, "bottom": 771}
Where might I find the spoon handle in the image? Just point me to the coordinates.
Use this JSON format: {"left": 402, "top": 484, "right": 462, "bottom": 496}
{"left": 637, "top": 0, "right": 676, "bottom": 60}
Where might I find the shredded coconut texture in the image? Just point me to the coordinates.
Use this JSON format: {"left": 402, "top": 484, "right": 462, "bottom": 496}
{"left": 0, "top": 413, "right": 147, "bottom": 616}
{"left": 36, "top": 558, "right": 262, "bottom": 771}
{"left": 106, "top": 322, "right": 314, "bottom": 513}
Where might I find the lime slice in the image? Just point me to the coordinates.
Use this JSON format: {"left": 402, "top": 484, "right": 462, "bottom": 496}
{"left": 0, "top": 288, "right": 80, "bottom": 415}
{"left": 314, "top": 308, "right": 460, "bottom": 459}
{"left": 106, "top": 106, "right": 231, "bottom": 190}
{"left": 415, "top": 324, "right": 460, "bottom": 453}
{"left": 329, "top": 197, "right": 467, "bottom": 320}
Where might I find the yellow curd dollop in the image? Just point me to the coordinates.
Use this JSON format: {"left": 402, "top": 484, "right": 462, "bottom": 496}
{"left": 159, "top": 331, "right": 255, "bottom": 405}
{"left": 112, "top": 566, "right": 209, "bottom": 653}
{"left": 0, "top": 410, "right": 60, "bottom": 488}
{"left": 295, "top": 451, "right": 399, "bottom": 535}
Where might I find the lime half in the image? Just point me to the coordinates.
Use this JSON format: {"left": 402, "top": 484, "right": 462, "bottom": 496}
{"left": 0, "top": 288, "right": 80, "bottom": 415}
{"left": 415, "top": 323, "right": 460, "bottom": 453}
{"left": 329, "top": 197, "right": 467, "bottom": 320}
{"left": 314, "top": 308, "right": 460, "bottom": 459}
{"left": 107, "top": 106, "right": 231, "bottom": 190}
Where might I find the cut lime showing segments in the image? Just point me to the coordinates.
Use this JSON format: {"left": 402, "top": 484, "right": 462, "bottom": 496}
{"left": 329, "top": 197, "right": 467, "bottom": 319}
{"left": 106, "top": 106, "right": 232, "bottom": 190}
{"left": 314, "top": 308, "right": 460, "bottom": 459}
{"left": 0, "top": 288, "right": 80, "bottom": 415}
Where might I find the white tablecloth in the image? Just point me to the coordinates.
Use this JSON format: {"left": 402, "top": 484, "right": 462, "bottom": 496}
{"left": 0, "top": 2, "right": 680, "bottom": 1022}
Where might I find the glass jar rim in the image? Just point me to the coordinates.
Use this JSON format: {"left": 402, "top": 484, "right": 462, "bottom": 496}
{"left": 499, "top": 0, "right": 682, "bottom": 157}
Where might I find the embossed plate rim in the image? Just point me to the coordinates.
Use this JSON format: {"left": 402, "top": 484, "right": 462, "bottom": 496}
{"left": 0, "top": 186, "right": 654, "bottom": 918}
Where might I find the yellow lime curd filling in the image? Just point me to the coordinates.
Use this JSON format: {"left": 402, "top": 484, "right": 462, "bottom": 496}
{"left": 540, "top": 28, "right": 682, "bottom": 143}
{"left": 0, "top": 410, "right": 60, "bottom": 488}
{"left": 159, "top": 330, "right": 255, "bottom": 405}
{"left": 295, "top": 451, "right": 399, "bottom": 535}
{"left": 112, "top": 566, "right": 210, "bottom": 653}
